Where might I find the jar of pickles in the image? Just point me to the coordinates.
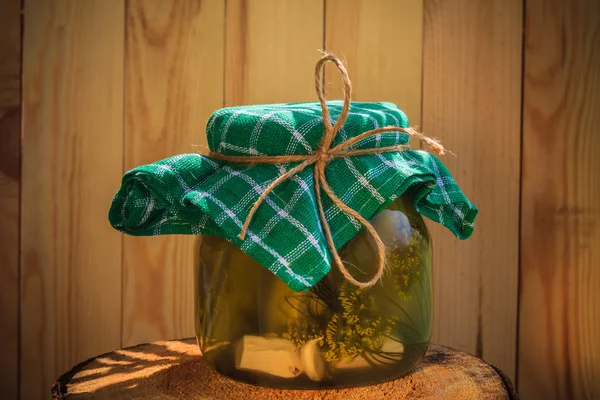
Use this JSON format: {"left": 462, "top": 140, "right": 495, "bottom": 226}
{"left": 195, "top": 195, "right": 432, "bottom": 389}
{"left": 108, "top": 53, "right": 476, "bottom": 392}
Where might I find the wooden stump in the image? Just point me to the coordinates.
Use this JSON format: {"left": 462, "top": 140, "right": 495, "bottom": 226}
{"left": 52, "top": 339, "right": 518, "bottom": 399}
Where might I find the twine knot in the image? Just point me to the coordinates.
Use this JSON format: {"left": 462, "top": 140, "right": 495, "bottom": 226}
{"left": 316, "top": 148, "right": 332, "bottom": 162}
{"left": 208, "top": 52, "right": 446, "bottom": 289}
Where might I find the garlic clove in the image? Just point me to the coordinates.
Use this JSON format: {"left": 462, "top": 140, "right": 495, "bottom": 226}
{"left": 301, "top": 338, "right": 327, "bottom": 381}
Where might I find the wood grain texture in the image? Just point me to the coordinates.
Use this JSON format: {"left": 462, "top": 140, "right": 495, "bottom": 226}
{"left": 519, "top": 0, "right": 600, "bottom": 398}
{"left": 324, "top": 0, "right": 423, "bottom": 129}
{"left": 122, "top": 0, "right": 224, "bottom": 347}
{"left": 21, "top": 1, "right": 125, "bottom": 399}
{"left": 422, "top": 0, "right": 522, "bottom": 380}
{"left": 225, "top": 0, "right": 324, "bottom": 106}
{"left": 0, "top": 0, "right": 21, "bottom": 397}
{"left": 51, "top": 340, "right": 515, "bottom": 400}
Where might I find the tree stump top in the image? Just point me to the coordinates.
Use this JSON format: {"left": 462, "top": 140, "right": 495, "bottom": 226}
{"left": 52, "top": 339, "right": 518, "bottom": 399}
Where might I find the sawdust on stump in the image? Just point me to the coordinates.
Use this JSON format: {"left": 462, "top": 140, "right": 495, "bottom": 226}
{"left": 52, "top": 339, "right": 518, "bottom": 400}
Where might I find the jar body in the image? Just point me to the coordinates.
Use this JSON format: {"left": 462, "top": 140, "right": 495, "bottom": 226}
{"left": 194, "top": 195, "right": 432, "bottom": 389}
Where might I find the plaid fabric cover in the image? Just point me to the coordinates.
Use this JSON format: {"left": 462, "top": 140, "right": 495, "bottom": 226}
{"left": 109, "top": 101, "right": 478, "bottom": 292}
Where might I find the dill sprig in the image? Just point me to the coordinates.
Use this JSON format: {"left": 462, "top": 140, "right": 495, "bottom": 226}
{"left": 390, "top": 229, "right": 426, "bottom": 300}
{"left": 284, "top": 224, "right": 429, "bottom": 369}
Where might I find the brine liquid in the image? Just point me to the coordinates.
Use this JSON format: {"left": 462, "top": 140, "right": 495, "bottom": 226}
{"left": 195, "top": 195, "right": 432, "bottom": 389}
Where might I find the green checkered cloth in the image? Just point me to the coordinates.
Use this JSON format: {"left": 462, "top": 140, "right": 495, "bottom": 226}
{"left": 109, "top": 101, "right": 477, "bottom": 292}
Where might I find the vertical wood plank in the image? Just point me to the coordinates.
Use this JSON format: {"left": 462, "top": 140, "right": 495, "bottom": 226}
{"left": 122, "top": 0, "right": 224, "bottom": 346}
{"left": 225, "top": 0, "right": 324, "bottom": 106}
{"left": 0, "top": 0, "right": 21, "bottom": 397}
{"left": 519, "top": 0, "right": 600, "bottom": 398}
{"left": 21, "top": 1, "right": 124, "bottom": 398}
{"left": 422, "top": 0, "right": 522, "bottom": 380}
{"left": 324, "top": 0, "right": 423, "bottom": 128}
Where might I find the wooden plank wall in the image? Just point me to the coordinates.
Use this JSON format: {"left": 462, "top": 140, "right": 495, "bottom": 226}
{"left": 0, "top": 0, "right": 21, "bottom": 398}
{"left": 122, "top": 0, "right": 224, "bottom": 347}
{"left": 422, "top": 0, "right": 523, "bottom": 379}
{"left": 9, "top": 0, "right": 599, "bottom": 398}
{"left": 519, "top": 0, "right": 600, "bottom": 398}
{"left": 21, "top": 1, "right": 124, "bottom": 399}
{"left": 324, "top": 0, "right": 423, "bottom": 144}
{"left": 225, "top": 0, "right": 323, "bottom": 106}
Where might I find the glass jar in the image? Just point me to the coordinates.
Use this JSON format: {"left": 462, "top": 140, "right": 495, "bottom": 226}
{"left": 194, "top": 194, "right": 432, "bottom": 389}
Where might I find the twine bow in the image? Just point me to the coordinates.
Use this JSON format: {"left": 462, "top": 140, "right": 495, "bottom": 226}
{"left": 209, "top": 53, "right": 446, "bottom": 288}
